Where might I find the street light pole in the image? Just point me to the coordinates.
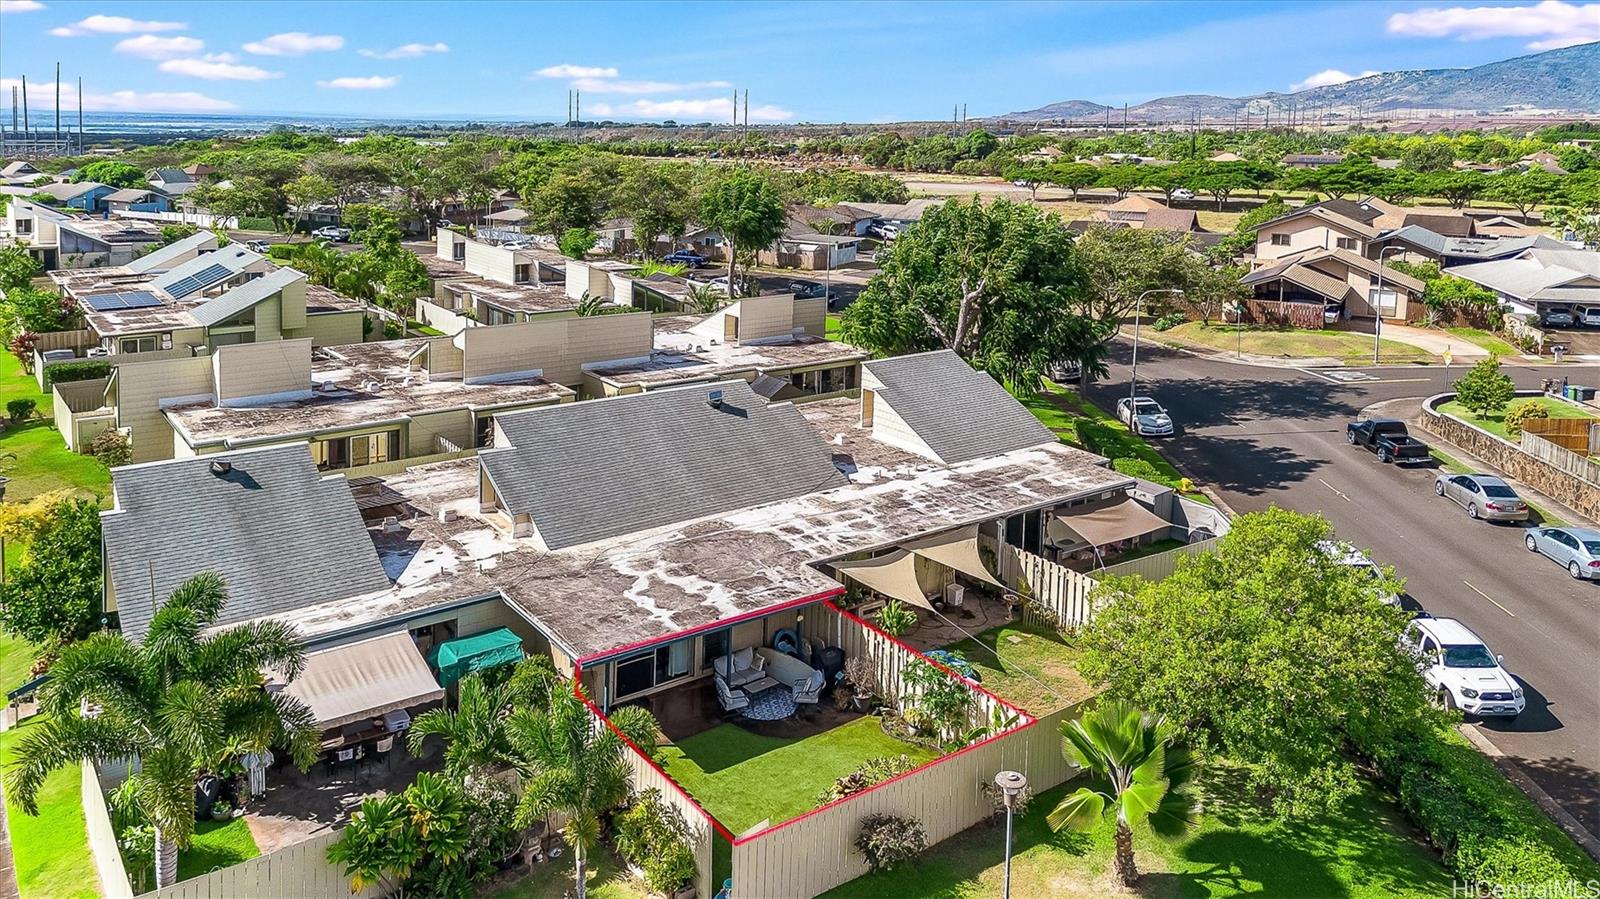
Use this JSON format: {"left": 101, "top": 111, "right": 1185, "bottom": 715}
{"left": 1373, "top": 246, "right": 1405, "bottom": 366}
{"left": 1129, "top": 288, "right": 1184, "bottom": 408}
{"left": 995, "top": 771, "right": 1028, "bottom": 899}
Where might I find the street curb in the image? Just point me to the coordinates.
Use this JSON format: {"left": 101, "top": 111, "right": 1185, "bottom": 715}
{"left": 1457, "top": 723, "right": 1600, "bottom": 863}
{"left": 1408, "top": 412, "right": 1598, "bottom": 530}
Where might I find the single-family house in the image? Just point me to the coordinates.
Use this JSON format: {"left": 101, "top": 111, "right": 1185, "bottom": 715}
{"left": 1369, "top": 225, "right": 1567, "bottom": 267}
{"left": 1240, "top": 246, "right": 1426, "bottom": 323}
{"left": 101, "top": 187, "right": 173, "bottom": 214}
{"left": 1281, "top": 153, "right": 1344, "bottom": 169}
{"left": 147, "top": 167, "right": 195, "bottom": 191}
{"left": 31, "top": 180, "right": 115, "bottom": 213}
{"left": 1447, "top": 248, "right": 1600, "bottom": 320}
{"left": 4, "top": 199, "right": 166, "bottom": 269}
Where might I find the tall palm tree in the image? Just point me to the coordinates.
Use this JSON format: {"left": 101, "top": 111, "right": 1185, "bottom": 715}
{"left": 5, "top": 573, "right": 320, "bottom": 888}
{"left": 507, "top": 690, "right": 658, "bottom": 899}
{"left": 406, "top": 657, "right": 562, "bottom": 779}
{"left": 1047, "top": 701, "right": 1193, "bottom": 888}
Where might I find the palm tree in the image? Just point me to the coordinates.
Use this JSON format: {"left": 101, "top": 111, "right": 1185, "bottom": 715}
{"left": 406, "top": 657, "right": 562, "bottom": 779}
{"left": 1046, "top": 701, "right": 1193, "bottom": 888}
{"left": 685, "top": 283, "right": 724, "bottom": 315}
{"left": 5, "top": 573, "right": 320, "bottom": 888}
{"left": 507, "top": 689, "right": 658, "bottom": 899}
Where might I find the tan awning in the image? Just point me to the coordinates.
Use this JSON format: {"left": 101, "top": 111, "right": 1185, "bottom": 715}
{"left": 278, "top": 632, "right": 445, "bottom": 730}
{"left": 1048, "top": 497, "right": 1170, "bottom": 547}
{"left": 831, "top": 550, "right": 936, "bottom": 611}
{"left": 901, "top": 524, "right": 1002, "bottom": 587}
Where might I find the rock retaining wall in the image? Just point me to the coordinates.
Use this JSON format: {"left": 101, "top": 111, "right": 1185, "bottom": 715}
{"left": 1418, "top": 395, "right": 1600, "bottom": 523}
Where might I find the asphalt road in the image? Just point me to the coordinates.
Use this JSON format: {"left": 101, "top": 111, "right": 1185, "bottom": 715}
{"left": 1087, "top": 342, "right": 1600, "bottom": 834}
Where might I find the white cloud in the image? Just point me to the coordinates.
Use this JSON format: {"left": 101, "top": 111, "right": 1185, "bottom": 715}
{"left": 51, "top": 14, "right": 185, "bottom": 36}
{"left": 0, "top": 1, "right": 47, "bottom": 14}
{"left": 316, "top": 75, "right": 399, "bottom": 90}
{"left": 570, "top": 77, "right": 734, "bottom": 94}
{"left": 1386, "top": 1, "right": 1599, "bottom": 50}
{"left": 359, "top": 42, "right": 448, "bottom": 59}
{"left": 532, "top": 63, "right": 619, "bottom": 79}
{"left": 0, "top": 78, "right": 234, "bottom": 112}
{"left": 243, "top": 32, "right": 344, "bottom": 56}
{"left": 1290, "top": 68, "right": 1381, "bottom": 91}
{"left": 113, "top": 34, "right": 203, "bottom": 59}
{"left": 160, "top": 55, "right": 281, "bottom": 81}
{"left": 587, "top": 97, "right": 794, "bottom": 122}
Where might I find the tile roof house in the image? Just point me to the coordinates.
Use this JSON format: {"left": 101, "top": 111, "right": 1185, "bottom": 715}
{"left": 101, "top": 444, "right": 393, "bottom": 642}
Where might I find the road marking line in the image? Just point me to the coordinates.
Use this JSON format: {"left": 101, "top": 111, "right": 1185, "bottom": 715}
{"left": 1463, "top": 580, "right": 1516, "bottom": 617}
{"left": 1378, "top": 377, "right": 1434, "bottom": 383}
{"left": 1318, "top": 478, "right": 1351, "bottom": 502}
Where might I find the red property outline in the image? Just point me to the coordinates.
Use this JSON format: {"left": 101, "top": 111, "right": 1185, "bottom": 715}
{"left": 575, "top": 590, "right": 1040, "bottom": 849}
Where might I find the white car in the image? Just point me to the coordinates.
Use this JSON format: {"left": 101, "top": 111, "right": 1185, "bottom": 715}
{"left": 1403, "top": 617, "right": 1525, "bottom": 718}
{"left": 1576, "top": 305, "right": 1600, "bottom": 328}
{"left": 1171, "top": 188, "right": 1196, "bottom": 201}
{"left": 1117, "top": 396, "right": 1174, "bottom": 436}
{"left": 312, "top": 226, "right": 352, "bottom": 242}
{"left": 1316, "top": 540, "right": 1400, "bottom": 606}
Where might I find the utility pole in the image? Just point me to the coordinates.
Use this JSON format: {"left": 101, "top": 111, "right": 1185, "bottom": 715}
{"left": 575, "top": 90, "right": 580, "bottom": 123}
{"left": 77, "top": 76, "right": 83, "bottom": 154}
{"left": 732, "top": 89, "right": 738, "bottom": 127}
{"left": 962, "top": 103, "right": 967, "bottom": 123}
{"left": 21, "top": 75, "right": 29, "bottom": 144}
{"left": 55, "top": 61, "right": 61, "bottom": 148}
{"left": 743, "top": 89, "right": 748, "bottom": 129}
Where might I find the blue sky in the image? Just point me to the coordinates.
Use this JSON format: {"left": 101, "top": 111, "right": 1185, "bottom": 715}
{"left": 0, "top": 0, "right": 1595, "bottom": 121}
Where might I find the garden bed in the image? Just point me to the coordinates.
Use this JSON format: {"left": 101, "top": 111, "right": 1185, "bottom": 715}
{"left": 1438, "top": 396, "right": 1595, "bottom": 442}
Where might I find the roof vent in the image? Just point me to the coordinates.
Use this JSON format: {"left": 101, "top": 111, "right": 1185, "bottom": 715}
{"left": 210, "top": 460, "right": 232, "bottom": 475}
{"left": 707, "top": 389, "right": 724, "bottom": 409}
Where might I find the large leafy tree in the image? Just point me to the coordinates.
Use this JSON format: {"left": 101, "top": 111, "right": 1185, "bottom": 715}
{"left": 1077, "top": 508, "right": 1433, "bottom": 816}
{"left": 1453, "top": 357, "right": 1516, "bottom": 418}
{"left": 73, "top": 161, "right": 148, "bottom": 189}
{"left": 1047, "top": 702, "right": 1193, "bottom": 888}
{"left": 6, "top": 573, "right": 319, "bottom": 888}
{"left": 1072, "top": 223, "right": 1202, "bottom": 340}
{"left": 841, "top": 197, "right": 1103, "bottom": 392}
{"left": 0, "top": 496, "right": 102, "bottom": 645}
{"left": 0, "top": 242, "right": 44, "bottom": 293}
{"left": 615, "top": 161, "right": 694, "bottom": 257}
{"left": 698, "top": 170, "right": 786, "bottom": 298}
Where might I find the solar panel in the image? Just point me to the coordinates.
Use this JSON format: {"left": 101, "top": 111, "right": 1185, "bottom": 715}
{"left": 162, "top": 263, "right": 233, "bottom": 299}
{"left": 86, "top": 291, "right": 164, "bottom": 312}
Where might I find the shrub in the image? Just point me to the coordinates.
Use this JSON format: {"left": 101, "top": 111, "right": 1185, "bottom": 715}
{"left": 237, "top": 216, "right": 276, "bottom": 232}
{"left": 853, "top": 813, "right": 926, "bottom": 872}
{"left": 1152, "top": 312, "right": 1188, "bottom": 331}
{"left": 42, "top": 359, "right": 112, "bottom": 388}
{"left": 613, "top": 789, "right": 697, "bottom": 894}
{"left": 816, "top": 755, "right": 919, "bottom": 805}
{"left": 1452, "top": 357, "right": 1515, "bottom": 418}
{"left": 0, "top": 496, "right": 103, "bottom": 644}
{"left": 873, "top": 598, "right": 917, "bottom": 637}
{"left": 383, "top": 319, "right": 404, "bottom": 340}
{"left": 267, "top": 244, "right": 297, "bottom": 260}
{"left": 1502, "top": 400, "right": 1549, "bottom": 439}
{"left": 558, "top": 226, "right": 599, "bottom": 260}
{"left": 7, "top": 397, "right": 36, "bottom": 423}
{"left": 89, "top": 429, "right": 132, "bottom": 468}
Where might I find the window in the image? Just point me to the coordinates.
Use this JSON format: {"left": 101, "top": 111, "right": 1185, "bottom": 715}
{"left": 1270, "top": 233, "right": 1291, "bottom": 247}
{"left": 209, "top": 332, "right": 255, "bottom": 347}
{"left": 452, "top": 243, "right": 466, "bottom": 261}
{"left": 475, "top": 414, "right": 495, "bottom": 448}
{"left": 1335, "top": 237, "right": 1358, "bottom": 250}
{"left": 485, "top": 305, "right": 516, "bottom": 326}
{"left": 614, "top": 637, "right": 694, "bottom": 699}
{"left": 15, "top": 220, "right": 31, "bottom": 235}
{"left": 514, "top": 264, "right": 531, "bottom": 283}
{"left": 701, "top": 628, "right": 730, "bottom": 671}
{"left": 215, "top": 306, "right": 255, "bottom": 328}
{"left": 119, "top": 336, "right": 158, "bottom": 354}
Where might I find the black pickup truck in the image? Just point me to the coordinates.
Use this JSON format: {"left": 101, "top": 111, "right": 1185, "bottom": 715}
{"left": 1346, "top": 418, "right": 1431, "bottom": 464}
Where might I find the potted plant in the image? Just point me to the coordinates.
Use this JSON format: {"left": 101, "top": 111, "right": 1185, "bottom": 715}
{"left": 210, "top": 799, "right": 232, "bottom": 821}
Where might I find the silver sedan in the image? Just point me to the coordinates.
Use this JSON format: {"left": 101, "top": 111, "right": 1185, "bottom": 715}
{"left": 1433, "top": 473, "right": 1529, "bottom": 522}
{"left": 1524, "top": 527, "right": 1600, "bottom": 580}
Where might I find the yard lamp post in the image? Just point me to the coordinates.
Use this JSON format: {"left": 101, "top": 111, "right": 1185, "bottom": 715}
{"left": 1373, "top": 246, "right": 1406, "bottom": 365}
{"left": 1129, "top": 288, "right": 1184, "bottom": 408}
{"left": 995, "top": 770, "right": 1028, "bottom": 899}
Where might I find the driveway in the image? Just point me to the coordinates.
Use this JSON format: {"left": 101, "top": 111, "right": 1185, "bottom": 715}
{"left": 1092, "top": 342, "right": 1600, "bottom": 835}
{"left": 1371, "top": 323, "right": 1493, "bottom": 361}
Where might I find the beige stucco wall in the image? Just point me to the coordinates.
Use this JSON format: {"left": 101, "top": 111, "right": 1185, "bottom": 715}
{"left": 406, "top": 409, "right": 474, "bottom": 455}
{"left": 1255, "top": 217, "right": 1366, "bottom": 263}
{"left": 212, "top": 338, "right": 313, "bottom": 405}
{"left": 859, "top": 374, "right": 940, "bottom": 462}
{"left": 276, "top": 278, "right": 308, "bottom": 331}
{"left": 464, "top": 240, "right": 516, "bottom": 284}
{"left": 794, "top": 295, "right": 828, "bottom": 337}
{"left": 460, "top": 314, "right": 652, "bottom": 386}
{"left": 284, "top": 310, "right": 364, "bottom": 347}
{"left": 731, "top": 293, "right": 797, "bottom": 343}
{"left": 114, "top": 355, "right": 214, "bottom": 463}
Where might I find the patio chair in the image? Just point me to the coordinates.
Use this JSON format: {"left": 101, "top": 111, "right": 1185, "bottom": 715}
{"left": 714, "top": 676, "right": 750, "bottom": 715}
{"left": 372, "top": 734, "right": 395, "bottom": 772}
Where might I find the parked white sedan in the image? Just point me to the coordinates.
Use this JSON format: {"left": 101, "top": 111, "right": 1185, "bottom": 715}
{"left": 1117, "top": 396, "right": 1174, "bottom": 436}
{"left": 1524, "top": 526, "right": 1600, "bottom": 580}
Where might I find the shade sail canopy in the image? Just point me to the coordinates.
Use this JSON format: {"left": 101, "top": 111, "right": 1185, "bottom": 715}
{"left": 831, "top": 550, "right": 936, "bottom": 611}
{"left": 428, "top": 627, "right": 525, "bottom": 686}
{"left": 1048, "top": 496, "right": 1170, "bottom": 547}
{"left": 900, "top": 524, "right": 1002, "bottom": 587}
{"left": 281, "top": 632, "right": 444, "bottom": 730}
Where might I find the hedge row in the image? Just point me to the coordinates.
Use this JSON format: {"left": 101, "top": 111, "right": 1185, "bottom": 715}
{"left": 1361, "top": 724, "right": 1599, "bottom": 889}
{"left": 42, "top": 359, "right": 112, "bottom": 388}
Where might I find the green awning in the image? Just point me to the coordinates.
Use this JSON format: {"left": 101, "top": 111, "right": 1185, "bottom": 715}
{"left": 427, "top": 628, "right": 525, "bottom": 686}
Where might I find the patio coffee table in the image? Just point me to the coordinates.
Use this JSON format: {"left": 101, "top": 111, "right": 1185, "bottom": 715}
{"left": 742, "top": 675, "right": 780, "bottom": 694}
{"left": 742, "top": 682, "right": 797, "bottom": 721}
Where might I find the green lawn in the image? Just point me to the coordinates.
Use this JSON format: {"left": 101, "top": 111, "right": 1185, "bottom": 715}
{"left": 177, "top": 817, "right": 260, "bottom": 882}
{"left": 825, "top": 313, "right": 843, "bottom": 340}
{"left": 1158, "top": 322, "right": 1437, "bottom": 365}
{"left": 1019, "top": 383, "right": 1211, "bottom": 505}
{"left": 1445, "top": 327, "right": 1520, "bottom": 357}
{"left": 406, "top": 319, "right": 446, "bottom": 337}
{"left": 939, "top": 622, "right": 1095, "bottom": 716}
{"left": 1438, "top": 397, "right": 1595, "bottom": 442}
{"left": 485, "top": 844, "right": 648, "bottom": 899}
{"left": 0, "top": 632, "right": 37, "bottom": 697}
{"left": 657, "top": 717, "right": 939, "bottom": 834}
{"left": 0, "top": 353, "right": 110, "bottom": 501}
{"left": 0, "top": 715, "right": 98, "bottom": 899}
{"left": 0, "top": 351, "right": 45, "bottom": 410}
{"left": 825, "top": 765, "right": 1454, "bottom": 899}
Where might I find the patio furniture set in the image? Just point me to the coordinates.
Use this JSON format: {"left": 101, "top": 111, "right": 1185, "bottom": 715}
{"left": 712, "top": 641, "right": 838, "bottom": 721}
{"left": 318, "top": 707, "right": 412, "bottom": 775}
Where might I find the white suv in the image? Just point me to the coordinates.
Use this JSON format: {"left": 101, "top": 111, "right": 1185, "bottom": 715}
{"left": 1316, "top": 540, "right": 1400, "bottom": 606}
{"left": 1402, "top": 617, "right": 1524, "bottom": 718}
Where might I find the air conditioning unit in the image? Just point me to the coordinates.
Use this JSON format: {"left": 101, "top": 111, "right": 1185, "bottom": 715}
{"left": 437, "top": 508, "right": 459, "bottom": 524}
{"left": 946, "top": 584, "right": 965, "bottom": 608}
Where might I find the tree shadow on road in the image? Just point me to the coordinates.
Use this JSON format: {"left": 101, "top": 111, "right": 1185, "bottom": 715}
{"left": 1157, "top": 433, "right": 1324, "bottom": 496}
{"left": 1502, "top": 753, "right": 1600, "bottom": 839}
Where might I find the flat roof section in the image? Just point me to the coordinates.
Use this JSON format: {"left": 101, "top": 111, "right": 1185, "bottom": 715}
{"left": 441, "top": 276, "right": 579, "bottom": 315}
{"left": 587, "top": 333, "right": 867, "bottom": 388}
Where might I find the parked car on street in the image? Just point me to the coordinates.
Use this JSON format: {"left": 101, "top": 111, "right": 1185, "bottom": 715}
{"left": 1542, "top": 308, "right": 1575, "bottom": 328}
{"left": 1171, "top": 188, "right": 1196, "bottom": 201}
{"left": 663, "top": 250, "right": 707, "bottom": 268}
{"left": 1316, "top": 540, "right": 1401, "bottom": 606}
{"left": 1048, "top": 360, "right": 1083, "bottom": 384}
{"left": 1524, "top": 526, "right": 1600, "bottom": 580}
{"left": 312, "top": 226, "right": 352, "bottom": 242}
{"left": 1403, "top": 617, "right": 1525, "bottom": 718}
{"left": 1117, "top": 396, "right": 1174, "bottom": 436}
{"left": 1433, "top": 473, "right": 1529, "bottom": 522}
{"left": 244, "top": 240, "right": 270, "bottom": 254}
{"left": 788, "top": 279, "right": 827, "bottom": 299}
{"left": 1346, "top": 418, "right": 1430, "bottom": 463}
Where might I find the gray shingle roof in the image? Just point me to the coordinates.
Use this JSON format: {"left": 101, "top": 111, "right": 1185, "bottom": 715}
{"left": 863, "top": 350, "right": 1056, "bottom": 464}
{"left": 480, "top": 380, "right": 846, "bottom": 550}
{"left": 102, "top": 444, "right": 391, "bottom": 643}
{"left": 151, "top": 245, "right": 262, "bottom": 298}
{"left": 126, "top": 231, "right": 216, "bottom": 274}
{"left": 192, "top": 267, "right": 302, "bottom": 327}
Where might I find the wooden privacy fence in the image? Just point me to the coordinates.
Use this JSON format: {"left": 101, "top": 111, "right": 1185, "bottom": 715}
{"left": 82, "top": 762, "right": 135, "bottom": 899}
{"left": 612, "top": 721, "right": 718, "bottom": 899}
{"left": 729, "top": 702, "right": 1084, "bottom": 898}
{"left": 1521, "top": 432, "right": 1600, "bottom": 486}
{"left": 1522, "top": 416, "right": 1599, "bottom": 455}
{"left": 1241, "top": 298, "right": 1326, "bottom": 330}
{"left": 1097, "top": 537, "right": 1218, "bottom": 581}
{"left": 994, "top": 544, "right": 1099, "bottom": 629}
{"left": 144, "top": 830, "right": 391, "bottom": 899}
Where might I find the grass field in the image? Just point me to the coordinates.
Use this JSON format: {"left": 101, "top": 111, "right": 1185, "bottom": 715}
{"left": 0, "top": 715, "right": 98, "bottom": 899}
{"left": 1157, "top": 322, "right": 1437, "bottom": 365}
{"left": 825, "top": 313, "right": 843, "bottom": 340}
{"left": 1445, "top": 327, "right": 1520, "bottom": 357}
{"left": 824, "top": 765, "right": 1454, "bottom": 899}
{"left": 0, "top": 353, "right": 110, "bottom": 501}
{"left": 177, "top": 817, "right": 261, "bottom": 882}
{"left": 1438, "top": 396, "right": 1595, "bottom": 442}
{"left": 939, "top": 622, "right": 1095, "bottom": 716}
{"left": 657, "top": 717, "right": 938, "bottom": 834}
{"left": 1018, "top": 382, "right": 1211, "bottom": 504}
